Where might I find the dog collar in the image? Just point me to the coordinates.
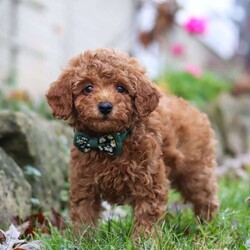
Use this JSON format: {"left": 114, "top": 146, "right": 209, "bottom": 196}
{"left": 73, "top": 128, "right": 130, "bottom": 156}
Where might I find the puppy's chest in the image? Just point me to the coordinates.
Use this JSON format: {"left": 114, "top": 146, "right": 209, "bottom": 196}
{"left": 93, "top": 161, "right": 136, "bottom": 204}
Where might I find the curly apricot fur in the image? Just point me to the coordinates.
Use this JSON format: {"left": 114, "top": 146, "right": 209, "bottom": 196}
{"left": 46, "top": 48, "right": 219, "bottom": 237}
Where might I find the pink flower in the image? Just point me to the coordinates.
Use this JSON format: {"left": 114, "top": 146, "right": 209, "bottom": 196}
{"left": 184, "top": 64, "right": 203, "bottom": 77}
{"left": 171, "top": 43, "right": 184, "bottom": 56}
{"left": 184, "top": 17, "right": 207, "bottom": 35}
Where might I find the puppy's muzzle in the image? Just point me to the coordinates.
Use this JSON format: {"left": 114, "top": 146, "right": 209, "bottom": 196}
{"left": 98, "top": 102, "right": 113, "bottom": 115}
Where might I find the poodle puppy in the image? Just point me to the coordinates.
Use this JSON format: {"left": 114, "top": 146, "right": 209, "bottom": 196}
{"left": 46, "top": 48, "right": 219, "bottom": 236}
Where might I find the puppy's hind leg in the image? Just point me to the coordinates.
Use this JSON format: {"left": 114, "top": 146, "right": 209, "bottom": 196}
{"left": 171, "top": 165, "right": 219, "bottom": 221}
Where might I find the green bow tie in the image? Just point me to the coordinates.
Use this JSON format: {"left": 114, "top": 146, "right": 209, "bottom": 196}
{"left": 73, "top": 129, "right": 130, "bottom": 156}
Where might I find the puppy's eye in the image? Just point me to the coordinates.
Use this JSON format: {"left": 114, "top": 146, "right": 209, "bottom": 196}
{"left": 116, "top": 85, "right": 127, "bottom": 94}
{"left": 84, "top": 85, "right": 93, "bottom": 94}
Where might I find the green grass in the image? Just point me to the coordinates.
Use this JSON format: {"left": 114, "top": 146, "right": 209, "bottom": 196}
{"left": 36, "top": 177, "right": 250, "bottom": 250}
{"left": 160, "top": 71, "right": 231, "bottom": 108}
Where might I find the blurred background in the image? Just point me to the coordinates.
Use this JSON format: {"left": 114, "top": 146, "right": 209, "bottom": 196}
{"left": 0, "top": 0, "right": 249, "bottom": 228}
{"left": 1, "top": 0, "right": 250, "bottom": 97}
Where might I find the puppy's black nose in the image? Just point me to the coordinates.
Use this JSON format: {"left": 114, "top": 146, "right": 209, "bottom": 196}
{"left": 98, "top": 102, "right": 113, "bottom": 115}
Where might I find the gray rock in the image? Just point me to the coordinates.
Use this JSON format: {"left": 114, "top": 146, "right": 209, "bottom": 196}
{"left": 217, "top": 153, "right": 250, "bottom": 180}
{"left": 206, "top": 93, "right": 250, "bottom": 160}
{"left": 0, "top": 110, "right": 73, "bottom": 211}
{"left": 0, "top": 147, "right": 31, "bottom": 229}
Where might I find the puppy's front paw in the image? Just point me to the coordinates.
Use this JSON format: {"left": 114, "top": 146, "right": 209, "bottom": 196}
{"left": 195, "top": 202, "right": 219, "bottom": 222}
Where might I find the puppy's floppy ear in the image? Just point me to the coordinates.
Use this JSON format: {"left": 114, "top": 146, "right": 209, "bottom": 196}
{"left": 135, "top": 75, "right": 161, "bottom": 118}
{"left": 46, "top": 72, "right": 73, "bottom": 119}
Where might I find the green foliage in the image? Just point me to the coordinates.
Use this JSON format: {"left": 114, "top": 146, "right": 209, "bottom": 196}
{"left": 0, "top": 91, "right": 53, "bottom": 119}
{"left": 160, "top": 71, "right": 231, "bottom": 108}
{"left": 35, "top": 176, "right": 250, "bottom": 249}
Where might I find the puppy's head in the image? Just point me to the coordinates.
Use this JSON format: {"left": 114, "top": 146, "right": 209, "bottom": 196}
{"left": 46, "top": 48, "right": 161, "bottom": 133}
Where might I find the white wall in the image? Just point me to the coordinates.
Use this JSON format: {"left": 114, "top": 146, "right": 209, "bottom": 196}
{"left": 0, "top": 0, "right": 136, "bottom": 98}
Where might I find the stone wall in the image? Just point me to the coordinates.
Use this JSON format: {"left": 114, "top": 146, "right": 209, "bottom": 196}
{"left": 206, "top": 93, "right": 250, "bottom": 162}
{"left": 0, "top": 110, "right": 73, "bottom": 229}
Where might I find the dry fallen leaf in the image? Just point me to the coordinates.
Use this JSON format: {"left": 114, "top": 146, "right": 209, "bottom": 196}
{"left": 12, "top": 209, "right": 66, "bottom": 238}
{"left": 13, "top": 241, "right": 44, "bottom": 250}
{"left": 0, "top": 224, "right": 44, "bottom": 250}
{"left": 0, "top": 231, "right": 6, "bottom": 244}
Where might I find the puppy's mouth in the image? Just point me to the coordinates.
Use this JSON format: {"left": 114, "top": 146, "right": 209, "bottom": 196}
{"left": 98, "top": 116, "right": 118, "bottom": 126}
{"left": 85, "top": 114, "right": 128, "bottom": 134}
{"left": 91, "top": 114, "right": 116, "bottom": 124}
{"left": 101, "top": 115, "right": 109, "bottom": 121}
{"left": 97, "top": 111, "right": 117, "bottom": 122}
